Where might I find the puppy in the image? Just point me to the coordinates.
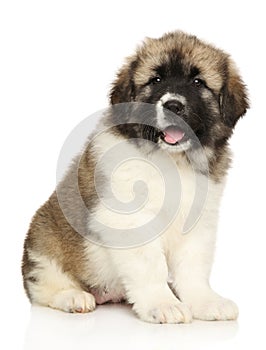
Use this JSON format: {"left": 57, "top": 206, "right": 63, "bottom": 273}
{"left": 22, "top": 31, "right": 248, "bottom": 323}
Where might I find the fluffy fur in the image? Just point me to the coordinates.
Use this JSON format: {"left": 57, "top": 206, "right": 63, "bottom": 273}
{"left": 22, "top": 31, "right": 248, "bottom": 323}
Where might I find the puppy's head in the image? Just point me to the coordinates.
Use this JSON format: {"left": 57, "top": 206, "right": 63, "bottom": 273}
{"left": 110, "top": 31, "right": 249, "bottom": 153}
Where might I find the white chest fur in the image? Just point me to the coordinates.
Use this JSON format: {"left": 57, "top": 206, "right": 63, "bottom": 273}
{"left": 88, "top": 131, "right": 223, "bottom": 247}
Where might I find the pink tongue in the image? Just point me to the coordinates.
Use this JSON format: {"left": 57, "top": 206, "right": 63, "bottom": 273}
{"left": 163, "top": 127, "right": 185, "bottom": 144}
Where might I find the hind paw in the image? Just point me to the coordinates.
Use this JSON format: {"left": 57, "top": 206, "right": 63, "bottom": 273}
{"left": 48, "top": 289, "right": 96, "bottom": 313}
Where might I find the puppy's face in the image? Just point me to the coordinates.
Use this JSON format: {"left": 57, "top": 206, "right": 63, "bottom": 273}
{"left": 110, "top": 31, "right": 249, "bottom": 153}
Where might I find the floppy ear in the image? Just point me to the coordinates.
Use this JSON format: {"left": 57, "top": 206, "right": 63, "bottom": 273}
{"left": 110, "top": 57, "right": 137, "bottom": 105}
{"left": 220, "top": 60, "right": 249, "bottom": 127}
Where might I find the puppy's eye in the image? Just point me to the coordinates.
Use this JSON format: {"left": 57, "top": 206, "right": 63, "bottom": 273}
{"left": 193, "top": 78, "right": 204, "bottom": 87}
{"left": 149, "top": 76, "right": 161, "bottom": 85}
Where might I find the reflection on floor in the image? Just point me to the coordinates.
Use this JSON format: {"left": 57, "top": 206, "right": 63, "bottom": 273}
{"left": 24, "top": 304, "right": 238, "bottom": 350}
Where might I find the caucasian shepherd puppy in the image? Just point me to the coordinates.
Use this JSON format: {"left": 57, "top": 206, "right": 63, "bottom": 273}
{"left": 22, "top": 31, "right": 248, "bottom": 323}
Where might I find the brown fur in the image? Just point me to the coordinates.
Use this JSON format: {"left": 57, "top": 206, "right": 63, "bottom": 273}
{"left": 110, "top": 31, "right": 248, "bottom": 118}
{"left": 22, "top": 147, "right": 97, "bottom": 300}
{"left": 110, "top": 32, "right": 233, "bottom": 103}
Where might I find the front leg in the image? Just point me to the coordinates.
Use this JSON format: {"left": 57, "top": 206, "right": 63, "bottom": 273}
{"left": 169, "top": 224, "right": 238, "bottom": 321}
{"left": 110, "top": 241, "right": 192, "bottom": 324}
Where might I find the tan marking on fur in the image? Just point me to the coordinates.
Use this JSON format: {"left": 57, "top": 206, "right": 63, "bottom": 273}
{"left": 226, "top": 58, "right": 249, "bottom": 118}
{"left": 133, "top": 32, "right": 227, "bottom": 92}
{"left": 208, "top": 144, "right": 232, "bottom": 183}
{"left": 22, "top": 146, "right": 98, "bottom": 301}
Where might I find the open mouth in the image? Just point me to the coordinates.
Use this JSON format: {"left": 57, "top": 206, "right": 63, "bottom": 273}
{"left": 160, "top": 125, "right": 188, "bottom": 146}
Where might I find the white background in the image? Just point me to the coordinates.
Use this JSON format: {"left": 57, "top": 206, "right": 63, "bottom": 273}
{"left": 1, "top": 1, "right": 265, "bottom": 349}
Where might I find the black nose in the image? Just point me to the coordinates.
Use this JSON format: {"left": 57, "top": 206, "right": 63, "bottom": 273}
{"left": 163, "top": 100, "right": 184, "bottom": 115}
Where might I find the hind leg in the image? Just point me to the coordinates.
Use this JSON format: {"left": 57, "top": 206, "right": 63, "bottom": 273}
{"left": 23, "top": 252, "right": 95, "bottom": 313}
{"left": 48, "top": 289, "right": 96, "bottom": 313}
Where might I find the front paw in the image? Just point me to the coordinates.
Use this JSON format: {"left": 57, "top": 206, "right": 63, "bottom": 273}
{"left": 191, "top": 296, "right": 238, "bottom": 321}
{"left": 134, "top": 299, "right": 192, "bottom": 324}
